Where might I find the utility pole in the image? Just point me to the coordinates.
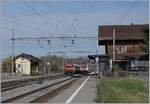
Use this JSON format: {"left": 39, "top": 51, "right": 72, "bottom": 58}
{"left": 48, "top": 40, "right": 50, "bottom": 56}
{"left": 12, "top": 28, "right": 15, "bottom": 74}
{"left": 112, "top": 29, "right": 116, "bottom": 69}
{"left": 47, "top": 35, "right": 51, "bottom": 76}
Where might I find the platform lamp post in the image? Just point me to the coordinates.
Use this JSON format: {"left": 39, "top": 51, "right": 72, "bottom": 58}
{"left": 47, "top": 62, "right": 50, "bottom": 77}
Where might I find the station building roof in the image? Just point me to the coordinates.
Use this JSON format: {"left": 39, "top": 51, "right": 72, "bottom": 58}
{"left": 14, "top": 53, "right": 41, "bottom": 62}
{"left": 98, "top": 24, "right": 148, "bottom": 45}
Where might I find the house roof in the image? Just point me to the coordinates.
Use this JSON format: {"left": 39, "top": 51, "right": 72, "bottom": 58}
{"left": 98, "top": 24, "right": 148, "bottom": 45}
{"left": 14, "top": 53, "right": 41, "bottom": 62}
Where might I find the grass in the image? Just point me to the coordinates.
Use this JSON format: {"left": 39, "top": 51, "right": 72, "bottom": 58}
{"left": 96, "top": 77, "right": 149, "bottom": 103}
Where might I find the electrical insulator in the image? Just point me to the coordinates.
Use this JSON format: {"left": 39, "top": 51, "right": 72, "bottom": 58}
{"left": 72, "top": 39, "right": 75, "bottom": 44}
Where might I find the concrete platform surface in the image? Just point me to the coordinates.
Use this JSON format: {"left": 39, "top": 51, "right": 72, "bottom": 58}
{"left": 48, "top": 76, "right": 97, "bottom": 103}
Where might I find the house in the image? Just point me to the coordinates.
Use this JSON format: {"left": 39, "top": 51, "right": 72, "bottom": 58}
{"left": 98, "top": 24, "right": 149, "bottom": 71}
{"left": 14, "top": 53, "right": 41, "bottom": 75}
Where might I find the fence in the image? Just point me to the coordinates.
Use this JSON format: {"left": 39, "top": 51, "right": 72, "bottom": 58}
{"left": 103, "top": 71, "right": 149, "bottom": 78}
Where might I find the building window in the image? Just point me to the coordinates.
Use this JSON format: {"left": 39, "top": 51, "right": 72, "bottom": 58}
{"left": 118, "top": 45, "right": 123, "bottom": 53}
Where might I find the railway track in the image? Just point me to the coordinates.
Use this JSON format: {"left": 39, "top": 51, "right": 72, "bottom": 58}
{"left": 1, "top": 76, "right": 80, "bottom": 103}
{"left": 1, "top": 73, "right": 64, "bottom": 92}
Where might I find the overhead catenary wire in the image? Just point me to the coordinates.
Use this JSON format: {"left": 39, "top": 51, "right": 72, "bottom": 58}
{"left": 3, "top": 1, "right": 97, "bottom": 36}
{"left": 3, "top": 1, "right": 60, "bottom": 32}
{"left": 41, "top": 2, "right": 95, "bottom": 36}
{"left": 0, "top": 25, "right": 44, "bottom": 36}
{"left": 24, "top": 1, "right": 49, "bottom": 25}
{"left": 41, "top": 2, "right": 78, "bottom": 23}
{"left": 4, "top": 13, "right": 55, "bottom": 32}
{"left": 0, "top": 25, "right": 97, "bottom": 38}
{"left": 2, "top": 18, "right": 48, "bottom": 33}
{"left": 23, "top": 1, "right": 80, "bottom": 29}
{"left": 64, "top": 0, "right": 96, "bottom": 37}
{"left": 2, "top": 1, "right": 105, "bottom": 58}
{"left": 115, "top": 0, "right": 138, "bottom": 25}
{"left": 12, "top": 36, "right": 98, "bottom": 41}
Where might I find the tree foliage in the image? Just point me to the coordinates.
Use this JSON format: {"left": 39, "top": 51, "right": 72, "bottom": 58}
{"left": 1, "top": 56, "right": 12, "bottom": 73}
{"left": 40, "top": 55, "right": 89, "bottom": 73}
{"left": 40, "top": 55, "right": 65, "bottom": 73}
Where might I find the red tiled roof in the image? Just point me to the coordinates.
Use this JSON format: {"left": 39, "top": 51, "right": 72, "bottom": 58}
{"left": 98, "top": 24, "right": 148, "bottom": 40}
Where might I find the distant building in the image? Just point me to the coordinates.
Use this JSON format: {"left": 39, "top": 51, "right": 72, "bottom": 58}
{"left": 14, "top": 53, "right": 41, "bottom": 75}
{"left": 98, "top": 24, "right": 149, "bottom": 71}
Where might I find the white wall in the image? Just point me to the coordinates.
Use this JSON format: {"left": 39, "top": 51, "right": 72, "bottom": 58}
{"left": 15, "top": 58, "right": 31, "bottom": 75}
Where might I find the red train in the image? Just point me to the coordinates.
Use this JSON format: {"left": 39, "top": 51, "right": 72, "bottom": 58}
{"left": 64, "top": 64, "right": 76, "bottom": 74}
{"left": 64, "top": 63, "right": 89, "bottom": 75}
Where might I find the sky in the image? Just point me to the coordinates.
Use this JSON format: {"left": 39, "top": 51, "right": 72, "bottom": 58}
{"left": 0, "top": 0, "right": 149, "bottom": 59}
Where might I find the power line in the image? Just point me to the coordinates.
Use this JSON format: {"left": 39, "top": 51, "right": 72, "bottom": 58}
{"left": 64, "top": 0, "right": 96, "bottom": 36}
{"left": 46, "top": 1, "right": 98, "bottom": 30}
{"left": 3, "top": 1, "right": 97, "bottom": 36}
{"left": 0, "top": 25, "right": 44, "bottom": 35}
{"left": 0, "top": 26, "right": 11, "bottom": 31}
{"left": 13, "top": 36, "right": 98, "bottom": 41}
{"left": 41, "top": 2, "right": 75, "bottom": 21}
{"left": 40, "top": 2, "right": 79, "bottom": 34}
{"left": 4, "top": 14, "right": 53, "bottom": 31}
{"left": 0, "top": 24, "right": 96, "bottom": 38}
{"left": 24, "top": 1, "right": 49, "bottom": 24}
{"left": 23, "top": 1, "right": 62, "bottom": 32}
{"left": 24, "top": 1, "right": 78, "bottom": 29}
{"left": 2, "top": 18, "right": 48, "bottom": 33}
{"left": 3, "top": 1, "right": 58, "bottom": 32}
{"left": 115, "top": 0, "right": 138, "bottom": 25}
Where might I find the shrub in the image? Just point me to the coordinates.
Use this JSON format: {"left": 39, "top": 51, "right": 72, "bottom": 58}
{"left": 96, "top": 77, "right": 149, "bottom": 103}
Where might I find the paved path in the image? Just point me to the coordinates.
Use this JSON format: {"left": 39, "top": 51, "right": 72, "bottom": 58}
{"left": 48, "top": 76, "right": 97, "bottom": 103}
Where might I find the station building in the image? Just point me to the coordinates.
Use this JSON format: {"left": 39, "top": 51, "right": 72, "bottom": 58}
{"left": 98, "top": 24, "right": 149, "bottom": 71}
{"left": 14, "top": 53, "right": 41, "bottom": 75}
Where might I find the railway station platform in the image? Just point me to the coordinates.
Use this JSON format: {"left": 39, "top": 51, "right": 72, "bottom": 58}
{"left": 48, "top": 76, "right": 97, "bottom": 103}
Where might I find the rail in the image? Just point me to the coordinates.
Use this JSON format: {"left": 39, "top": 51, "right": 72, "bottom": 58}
{"left": 1, "top": 73, "right": 64, "bottom": 92}
{"left": 1, "top": 76, "right": 80, "bottom": 103}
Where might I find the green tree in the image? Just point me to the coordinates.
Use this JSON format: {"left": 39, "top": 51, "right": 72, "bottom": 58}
{"left": 40, "top": 55, "right": 64, "bottom": 73}
{"left": 1, "top": 56, "right": 12, "bottom": 73}
{"left": 51, "top": 64, "right": 60, "bottom": 72}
